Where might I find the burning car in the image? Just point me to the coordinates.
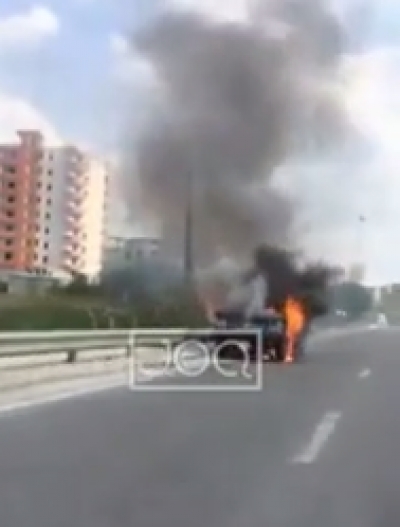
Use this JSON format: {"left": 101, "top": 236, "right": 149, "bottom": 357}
{"left": 197, "top": 245, "right": 333, "bottom": 363}
{"left": 207, "top": 296, "right": 307, "bottom": 363}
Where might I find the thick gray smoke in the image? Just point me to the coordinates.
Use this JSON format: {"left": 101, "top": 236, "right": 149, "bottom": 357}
{"left": 123, "top": 0, "right": 350, "bottom": 267}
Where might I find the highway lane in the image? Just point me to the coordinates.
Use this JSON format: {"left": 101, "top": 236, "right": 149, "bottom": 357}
{"left": 0, "top": 328, "right": 398, "bottom": 526}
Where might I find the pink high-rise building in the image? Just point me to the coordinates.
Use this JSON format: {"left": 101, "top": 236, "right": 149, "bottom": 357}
{"left": 0, "top": 131, "right": 108, "bottom": 280}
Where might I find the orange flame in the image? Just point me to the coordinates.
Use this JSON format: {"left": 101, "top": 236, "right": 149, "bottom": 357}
{"left": 283, "top": 297, "right": 306, "bottom": 363}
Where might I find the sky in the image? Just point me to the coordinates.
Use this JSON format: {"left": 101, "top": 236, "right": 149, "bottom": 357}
{"left": 0, "top": 0, "right": 399, "bottom": 284}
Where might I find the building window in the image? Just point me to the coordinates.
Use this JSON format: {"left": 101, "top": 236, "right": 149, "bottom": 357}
{"left": 45, "top": 228, "right": 50, "bottom": 235}
{"left": 43, "top": 256, "right": 48, "bottom": 264}
{"left": 4, "top": 252, "right": 13, "bottom": 261}
{"left": 5, "top": 239, "right": 12, "bottom": 246}
{"left": 47, "top": 184, "right": 52, "bottom": 191}
{"left": 46, "top": 199, "right": 52, "bottom": 206}
{"left": 7, "top": 181, "right": 15, "bottom": 189}
{"left": 48, "top": 170, "right": 53, "bottom": 176}
{"left": 45, "top": 213, "right": 51, "bottom": 220}
{"left": 7, "top": 197, "right": 15, "bottom": 203}
{"left": 43, "top": 242, "right": 49, "bottom": 250}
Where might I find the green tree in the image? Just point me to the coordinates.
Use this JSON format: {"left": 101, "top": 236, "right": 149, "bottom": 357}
{"left": 331, "top": 281, "right": 372, "bottom": 319}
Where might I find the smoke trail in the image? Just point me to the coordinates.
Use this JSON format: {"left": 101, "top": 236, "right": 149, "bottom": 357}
{"left": 252, "top": 244, "right": 343, "bottom": 317}
{"left": 122, "top": 0, "right": 351, "bottom": 267}
{"left": 203, "top": 244, "right": 343, "bottom": 319}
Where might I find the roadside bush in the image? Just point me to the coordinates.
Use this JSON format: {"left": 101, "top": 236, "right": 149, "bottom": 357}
{"left": 0, "top": 285, "right": 207, "bottom": 330}
{"left": 330, "top": 281, "right": 372, "bottom": 320}
{"left": 0, "top": 302, "right": 95, "bottom": 330}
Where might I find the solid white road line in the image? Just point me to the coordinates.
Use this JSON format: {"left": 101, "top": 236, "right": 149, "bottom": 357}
{"left": 358, "top": 368, "right": 371, "bottom": 379}
{"left": 0, "top": 378, "right": 126, "bottom": 417}
{"left": 290, "top": 411, "right": 342, "bottom": 465}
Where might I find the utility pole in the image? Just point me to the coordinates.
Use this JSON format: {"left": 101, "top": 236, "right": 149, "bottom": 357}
{"left": 183, "top": 168, "right": 194, "bottom": 285}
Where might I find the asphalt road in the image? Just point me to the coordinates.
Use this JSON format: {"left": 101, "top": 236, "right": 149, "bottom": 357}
{"left": 0, "top": 327, "right": 399, "bottom": 526}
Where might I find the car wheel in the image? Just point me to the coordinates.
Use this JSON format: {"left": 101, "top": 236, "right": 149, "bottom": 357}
{"left": 275, "top": 340, "right": 287, "bottom": 362}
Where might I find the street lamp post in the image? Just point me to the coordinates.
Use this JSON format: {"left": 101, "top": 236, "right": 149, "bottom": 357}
{"left": 354, "top": 214, "right": 366, "bottom": 283}
{"left": 358, "top": 214, "right": 365, "bottom": 255}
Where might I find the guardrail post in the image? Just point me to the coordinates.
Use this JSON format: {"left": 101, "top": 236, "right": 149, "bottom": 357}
{"left": 66, "top": 350, "right": 77, "bottom": 363}
{"left": 126, "top": 331, "right": 136, "bottom": 358}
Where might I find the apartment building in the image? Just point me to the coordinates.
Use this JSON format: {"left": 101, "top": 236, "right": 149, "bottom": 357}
{"left": 0, "top": 130, "right": 42, "bottom": 271}
{"left": 35, "top": 145, "right": 84, "bottom": 278}
{"left": 36, "top": 146, "right": 108, "bottom": 279}
{"left": 102, "top": 235, "right": 161, "bottom": 272}
{"left": 0, "top": 130, "right": 108, "bottom": 281}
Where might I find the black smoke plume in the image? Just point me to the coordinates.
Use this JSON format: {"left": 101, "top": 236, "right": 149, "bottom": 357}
{"left": 251, "top": 245, "right": 343, "bottom": 317}
{"left": 123, "top": 0, "right": 351, "bottom": 267}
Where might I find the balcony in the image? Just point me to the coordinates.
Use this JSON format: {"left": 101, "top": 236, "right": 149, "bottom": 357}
{"left": 65, "top": 217, "right": 82, "bottom": 232}
{"left": 66, "top": 167, "right": 85, "bottom": 183}
{"left": 66, "top": 183, "right": 80, "bottom": 197}
{"left": 63, "top": 228, "right": 76, "bottom": 239}
{"left": 66, "top": 187, "right": 85, "bottom": 205}
{"left": 65, "top": 207, "right": 82, "bottom": 224}
{"left": 65, "top": 197, "right": 81, "bottom": 212}
{"left": 62, "top": 244, "right": 82, "bottom": 258}
{"left": 0, "top": 215, "right": 16, "bottom": 226}
{"left": 61, "top": 255, "right": 83, "bottom": 272}
{"left": 0, "top": 244, "right": 15, "bottom": 256}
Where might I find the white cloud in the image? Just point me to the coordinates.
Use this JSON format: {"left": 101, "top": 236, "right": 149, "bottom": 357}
{"left": 0, "top": 5, "right": 59, "bottom": 53}
{"left": 166, "top": 0, "right": 250, "bottom": 23}
{"left": 280, "top": 44, "right": 400, "bottom": 285}
{"left": 0, "top": 7, "right": 61, "bottom": 145}
{"left": 109, "top": 33, "right": 129, "bottom": 56}
{"left": 0, "top": 91, "right": 61, "bottom": 145}
{"left": 337, "top": 47, "right": 400, "bottom": 284}
{"left": 109, "top": 32, "right": 159, "bottom": 89}
{"left": 344, "top": 46, "right": 400, "bottom": 156}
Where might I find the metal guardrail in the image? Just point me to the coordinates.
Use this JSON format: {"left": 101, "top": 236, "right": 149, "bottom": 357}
{"left": 0, "top": 329, "right": 192, "bottom": 364}
{"left": 0, "top": 330, "right": 132, "bottom": 364}
{"left": 0, "top": 318, "right": 380, "bottom": 367}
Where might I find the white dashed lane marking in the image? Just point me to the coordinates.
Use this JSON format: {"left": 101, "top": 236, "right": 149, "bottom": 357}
{"left": 290, "top": 411, "right": 342, "bottom": 465}
{"left": 358, "top": 368, "right": 371, "bottom": 379}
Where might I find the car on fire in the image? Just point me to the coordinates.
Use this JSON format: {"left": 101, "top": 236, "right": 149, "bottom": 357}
{"left": 206, "top": 298, "right": 308, "bottom": 363}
